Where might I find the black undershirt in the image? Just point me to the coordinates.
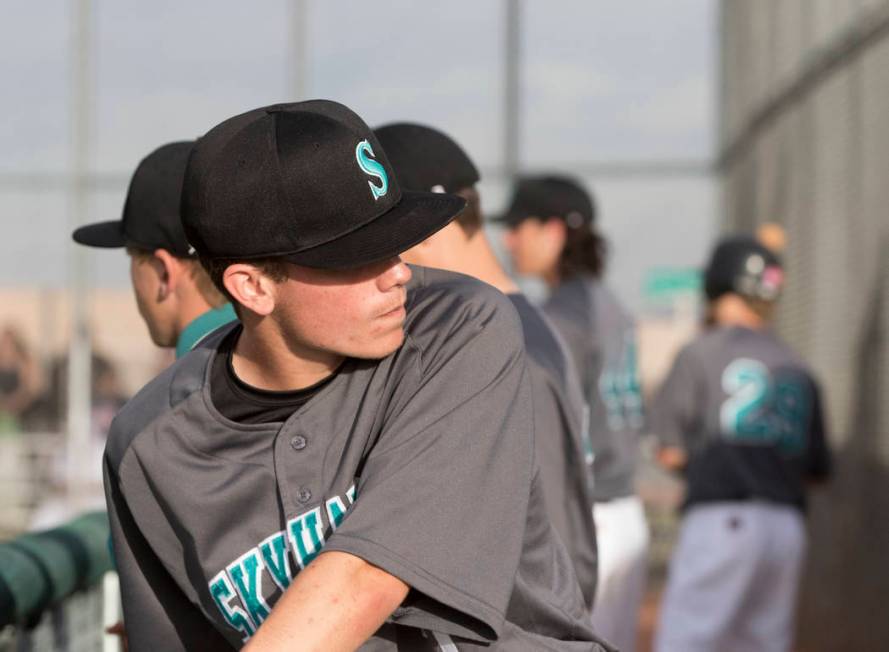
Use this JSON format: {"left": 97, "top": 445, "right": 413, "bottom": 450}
{"left": 210, "top": 326, "right": 340, "bottom": 424}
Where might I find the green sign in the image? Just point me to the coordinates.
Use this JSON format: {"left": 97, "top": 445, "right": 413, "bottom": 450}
{"left": 643, "top": 268, "right": 701, "bottom": 301}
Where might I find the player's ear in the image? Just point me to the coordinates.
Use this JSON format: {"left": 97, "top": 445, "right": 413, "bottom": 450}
{"left": 152, "top": 249, "right": 184, "bottom": 299}
{"left": 222, "top": 263, "right": 276, "bottom": 317}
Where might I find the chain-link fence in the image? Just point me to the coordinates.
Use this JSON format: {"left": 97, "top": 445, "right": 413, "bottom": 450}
{"left": 720, "top": 1, "right": 889, "bottom": 649}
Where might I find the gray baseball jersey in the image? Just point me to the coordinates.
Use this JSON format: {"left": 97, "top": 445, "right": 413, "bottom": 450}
{"left": 507, "top": 293, "right": 598, "bottom": 610}
{"left": 650, "top": 326, "right": 831, "bottom": 510}
{"left": 104, "top": 266, "right": 609, "bottom": 652}
{"left": 543, "top": 277, "right": 644, "bottom": 502}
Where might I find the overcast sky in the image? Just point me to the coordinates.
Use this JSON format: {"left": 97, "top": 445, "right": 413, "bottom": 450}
{"left": 0, "top": 0, "right": 717, "bottom": 310}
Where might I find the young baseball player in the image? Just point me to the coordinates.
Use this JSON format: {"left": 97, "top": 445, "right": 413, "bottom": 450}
{"left": 500, "top": 177, "right": 648, "bottom": 652}
{"left": 374, "top": 122, "right": 599, "bottom": 610}
{"left": 651, "top": 235, "right": 831, "bottom": 652}
{"left": 73, "top": 140, "right": 238, "bottom": 646}
{"left": 72, "top": 141, "right": 236, "bottom": 359}
{"left": 104, "top": 101, "right": 610, "bottom": 651}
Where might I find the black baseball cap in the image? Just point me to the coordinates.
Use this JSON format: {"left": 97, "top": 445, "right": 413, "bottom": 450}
{"left": 373, "top": 122, "right": 480, "bottom": 193}
{"left": 495, "top": 175, "right": 595, "bottom": 229}
{"left": 71, "top": 141, "right": 195, "bottom": 257}
{"left": 704, "top": 235, "right": 784, "bottom": 302}
{"left": 181, "top": 100, "right": 466, "bottom": 269}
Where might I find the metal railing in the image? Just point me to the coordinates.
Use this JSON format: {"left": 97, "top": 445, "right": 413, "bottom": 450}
{"left": 0, "top": 512, "right": 118, "bottom": 652}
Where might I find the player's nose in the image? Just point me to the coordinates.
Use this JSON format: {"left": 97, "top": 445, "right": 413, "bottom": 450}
{"left": 377, "top": 256, "right": 412, "bottom": 291}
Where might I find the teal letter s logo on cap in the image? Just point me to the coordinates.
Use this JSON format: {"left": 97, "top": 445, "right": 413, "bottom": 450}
{"left": 355, "top": 139, "right": 389, "bottom": 201}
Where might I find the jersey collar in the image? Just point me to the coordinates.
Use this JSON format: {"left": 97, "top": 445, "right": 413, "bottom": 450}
{"left": 175, "top": 303, "right": 238, "bottom": 359}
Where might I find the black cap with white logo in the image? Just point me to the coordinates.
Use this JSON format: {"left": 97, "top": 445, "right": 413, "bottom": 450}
{"left": 495, "top": 175, "right": 595, "bottom": 230}
{"left": 374, "top": 122, "right": 480, "bottom": 193}
{"left": 72, "top": 141, "right": 195, "bottom": 257}
{"left": 704, "top": 235, "right": 784, "bottom": 302}
{"left": 181, "top": 100, "right": 466, "bottom": 269}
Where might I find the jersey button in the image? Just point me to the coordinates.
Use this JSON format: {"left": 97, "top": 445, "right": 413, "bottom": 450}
{"left": 290, "top": 435, "right": 307, "bottom": 451}
{"left": 297, "top": 487, "right": 312, "bottom": 503}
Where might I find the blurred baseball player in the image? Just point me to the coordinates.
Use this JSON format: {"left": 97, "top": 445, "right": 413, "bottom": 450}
{"left": 374, "top": 122, "right": 599, "bottom": 610}
{"left": 500, "top": 177, "right": 649, "bottom": 652}
{"left": 73, "top": 141, "right": 237, "bottom": 648}
{"left": 651, "top": 235, "right": 831, "bottom": 652}
{"left": 72, "top": 141, "right": 236, "bottom": 359}
{"left": 104, "top": 101, "right": 610, "bottom": 651}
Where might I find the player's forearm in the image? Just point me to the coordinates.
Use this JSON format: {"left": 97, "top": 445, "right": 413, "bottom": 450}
{"left": 244, "top": 550, "right": 409, "bottom": 652}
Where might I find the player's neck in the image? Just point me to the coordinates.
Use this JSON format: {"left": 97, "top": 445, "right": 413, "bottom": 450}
{"left": 712, "top": 295, "right": 767, "bottom": 330}
{"left": 231, "top": 319, "right": 343, "bottom": 392}
{"left": 542, "top": 267, "right": 560, "bottom": 289}
{"left": 454, "top": 232, "right": 519, "bottom": 295}
{"left": 173, "top": 292, "right": 217, "bottom": 339}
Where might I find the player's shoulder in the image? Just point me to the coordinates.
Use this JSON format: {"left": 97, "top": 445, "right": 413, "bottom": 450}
{"left": 589, "top": 279, "right": 634, "bottom": 326}
{"left": 543, "top": 276, "right": 590, "bottom": 321}
{"left": 105, "top": 336, "right": 221, "bottom": 472}
{"left": 672, "top": 329, "right": 723, "bottom": 369}
{"left": 507, "top": 293, "right": 570, "bottom": 378}
{"left": 508, "top": 293, "right": 558, "bottom": 350}
{"left": 403, "top": 265, "right": 524, "bottom": 366}
{"left": 687, "top": 326, "right": 813, "bottom": 373}
{"left": 759, "top": 329, "right": 808, "bottom": 363}
{"left": 684, "top": 326, "right": 724, "bottom": 350}
{"left": 757, "top": 330, "right": 819, "bottom": 384}
{"left": 679, "top": 326, "right": 747, "bottom": 363}
{"left": 406, "top": 265, "right": 521, "bottom": 327}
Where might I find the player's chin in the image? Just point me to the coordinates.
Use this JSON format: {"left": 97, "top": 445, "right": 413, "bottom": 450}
{"left": 351, "top": 328, "right": 405, "bottom": 360}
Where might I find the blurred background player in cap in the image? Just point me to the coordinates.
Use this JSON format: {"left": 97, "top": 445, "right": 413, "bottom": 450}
{"left": 500, "top": 176, "right": 648, "bottom": 652}
{"left": 651, "top": 234, "right": 831, "bottom": 652}
{"left": 72, "top": 141, "right": 236, "bottom": 359}
{"left": 375, "top": 122, "right": 599, "bottom": 612}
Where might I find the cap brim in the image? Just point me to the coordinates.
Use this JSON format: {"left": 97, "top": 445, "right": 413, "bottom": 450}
{"left": 72, "top": 220, "right": 127, "bottom": 248}
{"left": 285, "top": 191, "right": 466, "bottom": 269}
{"left": 490, "top": 214, "right": 517, "bottom": 226}
{"left": 489, "top": 209, "right": 530, "bottom": 227}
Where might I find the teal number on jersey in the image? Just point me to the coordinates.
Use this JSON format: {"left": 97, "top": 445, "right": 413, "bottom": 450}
{"left": 355, "top": 139, "right": 389, "bottom": 200}
{"left": 773, "top": 380, "right": 808, "bottom": 454}
{"left": 719, "top": 358, "right": 808, "bottom": 452}
{"left": 598, "top": 335, "right": 644, "bottom": 431}
{"left": 720, "top": 358, "right": 770, "bottom": 439}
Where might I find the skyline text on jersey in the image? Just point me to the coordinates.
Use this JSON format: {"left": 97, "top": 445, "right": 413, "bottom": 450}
{"left": 208, "top": 484, "right": 357, "bottom": 643}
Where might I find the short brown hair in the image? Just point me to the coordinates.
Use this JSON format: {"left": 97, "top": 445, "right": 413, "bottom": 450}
{"left": 453, "top": 187, "right": 482, "bottom": 237}
{"left": 187, "top": 260, "right": 227, "bottom": 307}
